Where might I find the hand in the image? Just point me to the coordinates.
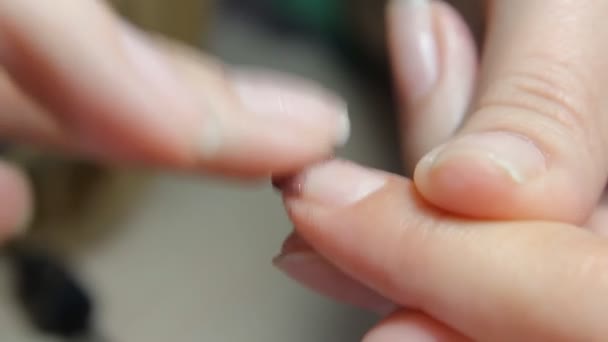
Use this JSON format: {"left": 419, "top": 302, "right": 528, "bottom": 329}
{"left": 274, "top": 0, "right": 608, "bottom": 340}
{"left": 394, "top": 0, "right": 608, "bottom": 224}
{"left": 0, "top": 0, "right": 350, "bottom": 239}
{"left": 275, "top": 159, "right": 608, "bottom": 341}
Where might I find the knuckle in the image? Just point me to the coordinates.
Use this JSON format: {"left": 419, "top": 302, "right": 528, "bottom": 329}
{"left": 476, "top": 56, "right": 597, "bottom": 141}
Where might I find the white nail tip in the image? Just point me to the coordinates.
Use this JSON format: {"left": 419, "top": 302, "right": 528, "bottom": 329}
{"left": 335, "top": 106, "right": 352, "bottom": 147}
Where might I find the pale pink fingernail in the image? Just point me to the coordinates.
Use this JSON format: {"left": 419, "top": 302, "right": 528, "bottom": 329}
{"left": 278, "top": 160, "right": 387, "bottom": 207}
{"left": 389, "top": 0, "right": 439, "bottom": 102}
{"left": 274, "top": 252, "right": 395, "bottom": 315}
{"left": 416, "top": 132, "right": 547, "bottom": 184}
{"left": 363, "top": 320, "right": 441, "bottom": 342}
{"left": 231, "top": 70, "right": 351, "bottom": 147}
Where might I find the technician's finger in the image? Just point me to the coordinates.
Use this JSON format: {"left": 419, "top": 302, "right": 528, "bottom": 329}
{"left": 0, "top": 0, "right": 350, "bottom": 177}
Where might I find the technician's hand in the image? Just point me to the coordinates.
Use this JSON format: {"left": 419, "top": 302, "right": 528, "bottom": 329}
{"left": 0, "top": 0, "right": 350, "bottom": 239}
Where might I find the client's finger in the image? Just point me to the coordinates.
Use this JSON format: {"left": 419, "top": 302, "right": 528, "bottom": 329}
{"left": 279, "top": 160, "right": 608, "bottom": 341}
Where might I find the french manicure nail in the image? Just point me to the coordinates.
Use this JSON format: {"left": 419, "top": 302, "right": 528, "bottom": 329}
{"left": 274, "top": 252, "right": 395, "bottom": 315}
{"left": 231, "top": 71, "right": 351, "bottom": 147}
{"left": 389, "top": 0, "right": 438, "bottom": 102}
{"left": 418, "top": 132, "right": 547, "bottom": 183}
{"left": 282, "top": 160, "right": 387, "bottom": 206}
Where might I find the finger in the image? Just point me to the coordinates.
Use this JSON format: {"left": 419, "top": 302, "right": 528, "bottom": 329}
{"left": 278, "top": 160, "right": 608, "bottom": 341}
{"left": 414, "top": 0, "right": 608, "bottom": 223}
{"left": 0, "top": 161, "right": 31, "bottom": 241}
{"left": 0, "top": 0, "right": 349, "bottom": 177}
{"left": 388, "top": 0, "right": 478, "bottom": 171}
{"left": 363, "top": 310, "right": 470, "bottom": 342}
{"left": 156, "top": 39, "right": 350, "bottom": 177}
{"left": 273, "top": 232, "right": 395, "bottom": 315}
{"left": 279, "top": 0, "right": 478, "bottom": 316}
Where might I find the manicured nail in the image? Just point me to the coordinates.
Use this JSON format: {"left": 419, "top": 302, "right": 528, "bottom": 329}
{"left": 2, "top": 164, "right": 33, "bottom": 238}
{"left": 274, "top": 252, "right": 395, "bottom": 315}
{"left": 417, "top": 132, "right": 546, "bottom": 184}
{"left": 280, "top": 160, "right": 387, "bottom": 206}
{"left": 389, "top": 0, "right": 438, "bottom": 102}
{"left": 231, "top": 71, "right": 351, "bottom": 147}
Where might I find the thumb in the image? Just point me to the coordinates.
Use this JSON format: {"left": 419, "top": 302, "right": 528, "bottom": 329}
{"left": 414, "top": 0, "right": 608, "bottom": 223}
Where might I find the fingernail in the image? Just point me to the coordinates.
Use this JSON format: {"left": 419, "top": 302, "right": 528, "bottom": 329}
{"left": 363, "top": 320, "right": 440, "bottom": 342}
{"left": 280, "top": 160, "right": 387, "bottom": 206}
{"left": 231, "top": 71, "right": 351, "bottom": 147}
{"left": 274, "top": 252, "right": 395, "bottom": 315}
{"left": 389, "top": 0, "right": 438, "bottom": 102}
{"left": 418, "top": 132, "right": 546, "bottom": 183}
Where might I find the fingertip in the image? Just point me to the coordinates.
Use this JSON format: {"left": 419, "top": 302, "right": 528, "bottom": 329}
{"left": 390, "top": 0, "right": 478, "bottom": 170}
{"left": 414, "top": 132, "right": 580, "bottom": 222}
{"left": 363, "top": 311, "right": 469, "bottom": 342}
{"left": 0, "top": 162, "right": 32, "bottom": 239}
{"left": 163, "top": 50, "right": 351, "bottom": 177}
{"left": 228, "top": 68, "right": 351, "bottom": 149}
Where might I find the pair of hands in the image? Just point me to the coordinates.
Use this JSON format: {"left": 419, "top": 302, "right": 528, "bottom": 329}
{"left": 275, "top": 0, "right": 608, "bottom": 341}
{"left": 0, "top": 0, "right": 606, "bottom": 340}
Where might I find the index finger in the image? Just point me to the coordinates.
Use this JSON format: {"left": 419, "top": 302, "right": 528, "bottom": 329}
{"left": 279, "top": 160, "right": 608, "bottom": 341}
{"left": 0, "top": 0, "right": 350, "bottom": 177}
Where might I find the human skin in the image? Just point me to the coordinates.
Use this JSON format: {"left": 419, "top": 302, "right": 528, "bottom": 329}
{"left": 276, "top": 159, "right": 608, "bottom": 341}
{"left": 0, "top": 0, "right": 353, "bottom": 239}
{"left": 0, "top": 0, "right": 606, "bottom": 340}
{"left": 274, "top": 0, "right": 608, "bottom": 340}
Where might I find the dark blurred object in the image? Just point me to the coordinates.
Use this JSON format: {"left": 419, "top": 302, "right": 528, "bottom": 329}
{"left": 223, "top": 0, "right": 486, "bottom": 93}
{"left": 223, "top": 0, "right": 393, "bottom": 91}
{"left": 0, "top": 146, "right": 115, "bottom": 340}
{"left": 9, "top": 245, "right": 94, "bottom": 338}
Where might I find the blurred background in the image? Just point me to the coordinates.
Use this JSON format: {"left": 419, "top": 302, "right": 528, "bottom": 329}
{"left": 0, "top": 0, "right": 408, "bottom": 341}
